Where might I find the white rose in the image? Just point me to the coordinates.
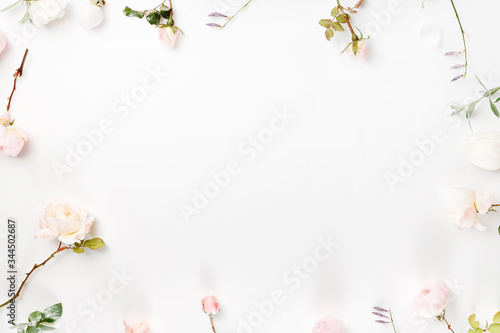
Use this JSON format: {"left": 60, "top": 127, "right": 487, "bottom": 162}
{"left": 35, "top": 201, "right": 94, "bottom": 245}
{"left": 464, "top": 131, "right": 500, "bottom": 170}
{"left": 77, "top": 2, "right": 104, "bottom": 30}
{"left": 29, "top": 0, "right": 69, "bottom": 27}
{"left": 447, "top": 187, "right": 492, "bottom": 231}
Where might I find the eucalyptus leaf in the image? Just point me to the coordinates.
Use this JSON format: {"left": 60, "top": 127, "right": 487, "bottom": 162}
{"left": 490, "top": 97, "right": 499, "bottom": 117}
{"left": 29, "top": 311, "right": 43, "bottom": 324}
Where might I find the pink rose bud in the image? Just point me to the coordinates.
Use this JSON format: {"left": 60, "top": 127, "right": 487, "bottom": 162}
{"left": 123, "top": 320, "right": 149, "bottom": 333}
{"left": 0, "top": 125, "right": 27, "bottom": 157}
{"left": 346, "top": 40, "right": 367, "bottom": 61}
{"left": 158, "top": 26, "right": 180, "bottom": 48}
{"left": 201, "top": 296, "right": 220, "bottom": 315}
{"left": 411, "top": 280, "right": 449, "bottom": 318}
{"left": 312, "top": 316, "right": 346, "bottom": 333}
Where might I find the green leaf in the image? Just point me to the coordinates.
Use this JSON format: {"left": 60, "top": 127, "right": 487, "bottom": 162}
{"left": 0, "top": 0, "right": 21, "bottom": 12}
{"left": 476, "top": 75, "right": 488, "bottom": 91}
{"left": 319, "top": 19, "right": 333, "bottom": 28}
{"left": 29, "top": 311, "right": 43, "bottom": 324}
{"left": 160, "top": 6, "right": 171, "bottom": 19}
{"left": 123, "top": 6, "right": 145, "bottom": 18}
{"left": 331, "top": 22, "right": 345, "bottom": 32}
{"left": 73, "top": 247, "right": 85, "bottom": 254}
{"left": 469, "top": 314, "right": 479, "bottom": 329}
{"left": 325, "top": 29, "right": 334, "bottom": 41}
{"left": 26, "top": 326, "right": 38, "bottom": 333}
{"left": 146, "top": 11, "right": 161, "bottom": 25}
{"left": 352, "top": 41, "right": 359, "bottom": 55}
{"left": 495, "top": 97, "right": 500, "bottom": 103}
{"left": 489, "top": 323, "right": 500, "bottom": 333}
{"left": 490, "top": 97, "right": 499, "bottom": 117}
{"left": 336, "top": 14, "right": 350, "bottom": 23}
{"left": 36, "top": 325, "right": 55, "bottom": 331}
{"left": 331, "top": 7, "right": 339, "bottom": 17}
{"left": 83, "top": 238, "right": 107, "bottom": 250}
{"left": 494, "top": 312, "right": 500, "bottom": 324}
{"left": 42, "top": 303, "right": 62, "bottom": 323}
{"left": 17, "top": 323, "right": 28, "bottom": 333}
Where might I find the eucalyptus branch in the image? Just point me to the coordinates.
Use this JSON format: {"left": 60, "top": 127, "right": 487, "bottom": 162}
{"left": 7, "top": 49, "right": 29, "bottom": 112}
{"left": 0, "top": 242, "right": 69, "bottom": 309}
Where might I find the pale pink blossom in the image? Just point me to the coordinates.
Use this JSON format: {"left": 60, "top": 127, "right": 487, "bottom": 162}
{"left": 35, "top": 201, "right": 94, "bottom": 245}
{"left": 346, "top": 40, "right": 367, "bottom": 61}
{"left": 312, "top": 316, "right": 345, "bottom": 333}
{"left": 201, "top": 296, "right": 220, "bottom": 315}
{"left": 411, "top": 281, "right": 449, "bottom": 318}
{"left": 464, "top": 131, "right": 500, "bottom": 170}
{"left": 158, "top": 27, "right": 180, "bottom": 48}
{"left": 123, "top": 321, "right": 149, "bottom": 333}
{"left": 447, "top": 187, "right": 492, "bottom": 231}
{"left": 0, "top": 125, "right": 27, "bottom": 157}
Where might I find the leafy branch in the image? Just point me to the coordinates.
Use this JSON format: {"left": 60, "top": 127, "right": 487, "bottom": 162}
{"left": 451, "top": 76, "right": 500, "bottom": 129}
{"left": 468, "top": 311, "right": 500, "bottom": 333}
{"left": 14, "top": 303, "right": 63, "bottom": 333}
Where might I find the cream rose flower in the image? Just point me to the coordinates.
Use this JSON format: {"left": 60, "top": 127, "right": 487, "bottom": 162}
{"left": 447, "top": 187, "right": 492, "bottom": 231}
{"left": 77, "top": 1, "right": 104, "bottom": 30}
{"left": 35, "top": 201, "right": 94, "bottom": 245}
{"left": 29, "top": 0, "right": 69, "bottom": 27}
{"left": 464, "top": 131, "right": 500, "bottom": 171}
{"left": 0, "top": 125, "right": 27, "bottom": 157}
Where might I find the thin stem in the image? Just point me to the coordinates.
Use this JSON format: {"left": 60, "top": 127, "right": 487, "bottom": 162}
{"left": 209, "top": 316, "right": 217, "bottom": 333}
{"left": 336, "top": 0, "right": 357, "bottom": 41}
{"left": 449, "top": 0, "right": 467, "bottom": 79}
{"left": 220, "top": 0, "right": 253, "bottom": 29}
{"left": 440, "top": 315, "right": 455, "bottom": 333}
{"left": 7, "top": 49, "right": 29, "bottom": 111}
{"left": 389, "top": 310, "right": 397, "bottom": 333}
{"left": 0, "top": 242, "right": 69, "bottom": 308}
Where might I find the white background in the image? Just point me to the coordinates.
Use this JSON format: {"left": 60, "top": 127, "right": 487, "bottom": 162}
{"left": 1, "top": 0, "right": 500, "bottom": 332}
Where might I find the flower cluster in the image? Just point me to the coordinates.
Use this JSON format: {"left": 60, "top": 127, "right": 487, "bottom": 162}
{"left": 1, "top": 0, "right": 105, "bottom": 29}
{"left": 123, "top": 1, "right": 181, "bottom": 48}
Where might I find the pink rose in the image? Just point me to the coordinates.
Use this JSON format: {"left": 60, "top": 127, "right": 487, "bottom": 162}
{"left": 123, "top": 321, "right": 149, "bottom": 333}
{"left": 312, "top": 316, "right": 345, "bottom": 333}
{"left": 0, "top": 32, "right": 6, "bottom": 54}
{"left": 35, "top": 200, "right": 94, "bottom": 245}
{"left": 0, "top": 125, "right": 27, "bottom": 157}
{"left": 447, "top": 187, "right": 492, "bottom": 231}
{"left": 346, "top": 40, "right": 367, "bottom": 61}
{"left": 201, "top": 296, "right": 220, "bottom": 315}
{"left": 411, "top": 281, "right": 449, "bottom": 318}
{"left": 158, "top": 27, "right": 180, "bottom": 48}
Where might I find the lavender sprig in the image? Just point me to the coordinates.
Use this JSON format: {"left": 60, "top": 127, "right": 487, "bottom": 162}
{"left": 373, "top": 307, "right": 398, "bottom": 333}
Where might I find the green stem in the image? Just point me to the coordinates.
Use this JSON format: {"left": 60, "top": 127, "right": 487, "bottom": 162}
{"left": 336, "top": 0, "right": 357, "bottom": 41}
{"left": 389, "top": 310, "right": 398, "bottom": 333}
{"left": 220, "top": 0, "right": 253, "bottom": 29}
{"left": 449, "top": 0, "right": 468, "bottom": 78}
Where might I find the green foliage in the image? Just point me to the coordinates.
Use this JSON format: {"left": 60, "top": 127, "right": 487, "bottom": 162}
{"left": 451, "top": 76, "right": 500, "bottom": 129}
{"left": 468, "top": 312, "right": 500, "bottom": 333}
{"left": 318, "top": 2, "right": 365, "bottom": 47}
{"left": 123, "top": 6, "right": 145, "bottom": 18}
{"left": 15, "top": 304, "right": 62, "bottom": 333}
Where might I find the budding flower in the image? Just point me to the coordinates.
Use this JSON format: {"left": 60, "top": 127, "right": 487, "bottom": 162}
{"left": 77, "top": 0, "right": 105, "bottom": 30}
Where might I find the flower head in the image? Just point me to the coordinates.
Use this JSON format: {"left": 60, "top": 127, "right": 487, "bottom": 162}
{"left": 447, "top": 187, "right": 492, "bottom": 231}
{"left": 158, "top": 26, "right": 180, "bottom": 48}
{"left": 312, "top": 316, "right": 345, "bottom": 333}
{"left": 0, "top": 124, "right": 27, "bottom": 157}
{"left": 464, "top": 131, "right": 500, "bottom": 170}
{"left": 35, "top": 200, "right": 94, "bottom": 245}
{"left": 29, "top": 0, "right": 69, "bottom": 27}
{"left": 77, "top": 1, "right": 104, "bottom": 30}
{"left": 201, "top": 296, "right": 220, "bottom": 316}
{"left": 346, "top": 40, "right": 367, "bottom": 61}
{"left": 411, "top": 281, "right": 449, "bottom": 318}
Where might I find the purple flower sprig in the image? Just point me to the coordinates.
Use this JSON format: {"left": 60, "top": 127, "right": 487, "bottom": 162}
{"left": 373, "top": 307, "right": 398, "bottom": 333}
{"left": 206, "top": 0, "right": 253, "bottom": 29}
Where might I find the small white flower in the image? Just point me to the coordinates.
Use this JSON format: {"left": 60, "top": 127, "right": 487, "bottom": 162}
{"left": 29, "top": 0, "right": 69, "bottom": 27}
{"left": 447, "top": 187, "right": 492, "bottom": 231}
{"left": 77, "top": 1, "right": 104, "bottom": 30}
